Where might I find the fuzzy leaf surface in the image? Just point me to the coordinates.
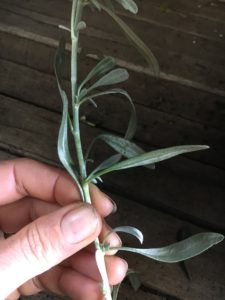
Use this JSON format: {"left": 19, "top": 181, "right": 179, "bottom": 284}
{"left": 93, "top": 133, "right": 154, "bottom": 170}
{"left": 99, "top": 3, "right": 159, "bottom": 74}
{"left": 127, "top": 270, "right": 141, "bottom": 291}
{"left": 104, "top": 226, "right": 144, "bottom": 245}
{"left": 87, "top": 145, "right": 209, "bottom": 181}
{"left": 80, "top": 88, "right": 136, "bottom": 140}
{"left": 115, "top": 0, "right": 138, "bottom": 14}
{"left": 78, "top": 56, "right": 115, "bottom": 93}
{"left": 92, "top": 154, "right": 121, "bottom": 174}
{"left": 97, "top": 134, "right": 154, "bottom": 169}
{"left": 54, "top": 39, "right": 81, "bottom": 192}
{"left": 113, "top": 233, "right": 224, "bottom": 263}
{"left": 88, "top": 68, "right": 129, "bottom": 91}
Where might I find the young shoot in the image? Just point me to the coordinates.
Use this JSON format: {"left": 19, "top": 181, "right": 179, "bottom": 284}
{"left": 55, "top": 1, "right": 224, "bottom": 299}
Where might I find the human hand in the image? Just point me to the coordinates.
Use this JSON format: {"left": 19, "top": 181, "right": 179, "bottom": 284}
{"left": 0, "top": 159, "right": 127, "bottom": 299}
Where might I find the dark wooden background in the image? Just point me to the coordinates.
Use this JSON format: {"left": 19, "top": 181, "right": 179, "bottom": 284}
{"left": 0, "top": 0, "right": 224, "bottom": 299}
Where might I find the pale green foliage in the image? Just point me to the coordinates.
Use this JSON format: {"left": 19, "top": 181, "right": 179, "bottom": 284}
{"left": 108, "top": 232, "right": 224, "bottom": 263}
{"left": 78, "top": 56, "right": 116, "bottom": 93}
{"left": 55, "top": 1, "right": 224, "bottom": 299}
{"left": 103, "top": 226, "right": 144, "bottom": 245}
{"left": 86, "top": 145, "right": 209, "bottom": 182}
{"left": 115, "top": 0, "right": 138, "bottom": 14}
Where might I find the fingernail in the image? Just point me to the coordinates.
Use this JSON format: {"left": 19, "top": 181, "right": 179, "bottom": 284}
{"left": 61, "top": 205, "right": 99, "bottom": 244}
{"left": 110, "top": 198, "right": 117, "bottom": 214}
{"left": 104, "top": 231, "right": 122, "bottom": 255}
{"left": 108, "top": 232, "right": 122, "bottom": 248}
{"left": 122, "top": 259, "right": 128, "bottom": 273}
{"left": 102, "top": 193, "right": 117, "bottom": 214}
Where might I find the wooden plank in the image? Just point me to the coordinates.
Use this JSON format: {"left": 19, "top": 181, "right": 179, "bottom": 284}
{"left": 0, "top": 149, "right": 15, "bottom": 160}
{"left": 0, "top": 58, "right": 225, "bottom": 171}
{"left": 0, "top": 93, "right": 224, "bottom": 233}
{"left": 118, "top": 2, "right": 225, "bottom": 43}
{"left": 137, "top": 0, "right": 225, "bottom": 22}
{"left": 0, "top": 147, "right": 224, "bottom": 300}
{"left": 3, "top": 0, "right": 225, "bottom": 38}
{"left": 20, "top": 287, "right": 165, "bottom": 300}
{"left": 0, "top": 0, "right": 225, "bottom": 94}
{"left": 1, "top": 28, "right": 225, "bottom": 132}
{"left": 20, "top": 292, "right": 66, "bottom": 300}
{"left": 81, "top": 9, "right": 225, "bottom": 76}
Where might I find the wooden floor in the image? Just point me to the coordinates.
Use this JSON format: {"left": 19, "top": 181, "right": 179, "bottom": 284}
{"left": 0, "top": 0, "right": 225, "bottom": 299}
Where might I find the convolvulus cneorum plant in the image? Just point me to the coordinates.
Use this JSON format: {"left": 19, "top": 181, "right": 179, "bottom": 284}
{"left": 54, "top": 0, "right": 224, "bottom": 299}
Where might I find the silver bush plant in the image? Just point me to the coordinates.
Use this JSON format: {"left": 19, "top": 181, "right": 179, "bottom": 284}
{"left": 55, "top": 1, "right": 224, "bottom": 299}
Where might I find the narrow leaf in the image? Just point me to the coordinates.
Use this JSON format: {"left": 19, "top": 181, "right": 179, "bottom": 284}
{"left": 79, "top": 87, "right": 88, "bottom": 99}
{"left": 112, "top": 284, "right": 120, "bottom": 300}
{"left": 92, "top": 154, "right": 121, "bottom": 174}
{"left": 112, "top": 233, "right": 224, "bottom": 263}
{"left": 94, "top": 133, "right": 154, "bottom": 169}
{"left": 80, "top": 88, "right": 136, "bottom": 140}
{"left": 84, "top": 89, "right": 137, "bottom": 165}
{"left": 77, "top": 21, "right": 87, "bottom": 31}
{"left": 101, "top": 133, "right": 143, "bottom": 157}
{"left": 57, "top": 92, "right": 73, "bottom": 166}
{"left": 59, "top": 25, "right": 71, "bottom": 32}
{"left": 127, "top": 270, "right": 141, "bottom": 291}
{"left": 78, "top": 56, "right": 116, "bottom": 93}
{"left": 112, "top": 226, "right": 144, "bottom": 244}
{"left": 90, "top": 0, "right": 102, "bottom": 11}
{"left": 104, "top": 0, "right": 115, "bottom": 11}
{"left": 99, "top": 3, "right": 159, "bottom": 74}
{"left": 115, "top": 0, "right": 138, "bottom": 14}
{"left": 86, "top": 145, "right": 209, "bottom": 182}
{"left": 99, "top": 134, "right": 147, "bottom": 159}
{"left": 56, "top": 90, "right": 82, "bottom": 193}
{"left": 87, "top": 68, "right": 129, "bottom": 91}
{"left": 54, "top": 39, "right": 82, "bottom": 195}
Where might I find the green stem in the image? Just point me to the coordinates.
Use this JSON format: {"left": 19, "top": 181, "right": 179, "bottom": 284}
{"left": 71, "top": 0, "right": 83, "bottom": 103}
{"left": 83, "top": 183, "right": 112, "bottom": 299}
{"left": 73, "top": 104, "right": 87, "bottom": 181}
{"left": 70, "top": 2, "right": 112, "bottom": 299}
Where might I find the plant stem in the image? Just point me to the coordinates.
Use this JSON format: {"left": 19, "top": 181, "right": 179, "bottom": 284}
{"left": 73, "top": 104, "right": 87, "bottom": 180}
{"left": 73, "top": 110, "right": 112, "bottom": 300}
{"left": 83, "top": 183, "right": 112, "bottom": 300}
{"left": 71, "top": 0, "right": 82, "bottom": 103}
{"left": 70, "top": 1, "right": 112, "bottom": 299}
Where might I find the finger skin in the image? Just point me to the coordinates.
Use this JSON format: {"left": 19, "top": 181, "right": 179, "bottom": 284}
{"left": 18, "top": 254, "right": 127, "bottom": 298}
{"left": 0, "top": 203, "right": 101, "bottom": 299}
{"left": 0, "top": 159, "right": 114, "bottom": 215}
{"left": 0, "top": 159, "right": 125, "bottom": 299}
{"left": 60, "top": 269, "right": 103, "bottom": 300}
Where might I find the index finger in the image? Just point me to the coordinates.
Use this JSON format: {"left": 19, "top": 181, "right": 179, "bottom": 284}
{"left": 0, "top": 159, "right": 115, "bottom": 216}
{"left": 0, "top": 158, "right": 81, "bottom": 205}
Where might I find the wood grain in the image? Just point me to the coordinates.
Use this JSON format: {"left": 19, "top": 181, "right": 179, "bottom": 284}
{"left": 0, "top": 58, "right": 225, "bottom": 171}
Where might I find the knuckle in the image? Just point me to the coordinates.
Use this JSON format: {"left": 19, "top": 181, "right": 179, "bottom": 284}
{"left": 21, "top": 222, "right": 56, "bottom": 267}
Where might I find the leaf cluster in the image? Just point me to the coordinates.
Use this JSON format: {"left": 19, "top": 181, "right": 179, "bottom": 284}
{"left": 55, "top": 1, "right": 224, "bottom": 298}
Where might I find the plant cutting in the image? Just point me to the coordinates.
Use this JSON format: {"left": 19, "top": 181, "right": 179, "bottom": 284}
{"left": 54, "top": 0, "right": 224, "bottom": 299}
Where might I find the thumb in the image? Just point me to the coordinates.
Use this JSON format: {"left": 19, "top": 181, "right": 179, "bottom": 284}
{"left": 0, "top": 203, "right": 101, "bottom": 298}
